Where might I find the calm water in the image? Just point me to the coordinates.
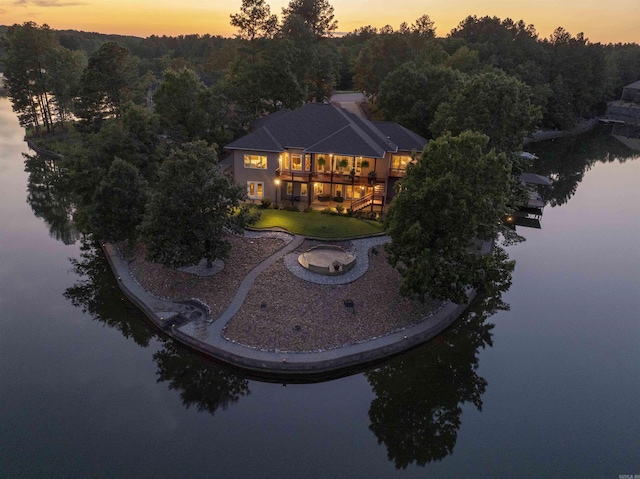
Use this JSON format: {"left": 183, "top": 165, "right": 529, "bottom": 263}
{"left": 1, "top": 97, "right": 639, "bottom": 478}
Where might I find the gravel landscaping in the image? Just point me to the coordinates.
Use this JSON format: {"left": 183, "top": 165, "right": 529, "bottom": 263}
{"left": 223, "top": 240, "right": 438, "bottom": 352}
{"left": 120, "top": 233, "right": 286, "bottom": 319}
{"left": 121, "top": 231, "right": 439, "bottom": 353}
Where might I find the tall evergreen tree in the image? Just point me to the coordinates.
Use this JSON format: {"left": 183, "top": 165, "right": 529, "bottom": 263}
{"left": 230, "top": 0, "right": 279, "bottom": 40}
{"left": 281, "top": 0, "right": 338, "bottom": 38}
{"left": 1, "top": 22, "right": 60, "bottom": 132}
{"left": 75, "top": 42, "right": 140, "bottom": 129}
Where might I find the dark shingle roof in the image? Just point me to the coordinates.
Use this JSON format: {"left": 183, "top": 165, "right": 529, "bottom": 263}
{"left": 373, "top": 122, "right": 428, "bottom": 152}
{"left": 225, "top": 103, "right": 427, "bottom": 157}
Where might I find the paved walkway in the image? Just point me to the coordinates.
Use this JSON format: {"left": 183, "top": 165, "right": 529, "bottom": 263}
{"left": 102, "top": 232, "right": 474, "bottom": 376}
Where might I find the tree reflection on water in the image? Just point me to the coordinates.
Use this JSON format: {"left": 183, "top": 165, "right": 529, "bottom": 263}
{"left": 153, "top": 342, "right": 251, "bottom": 415}
{"left": 528, "top": 124, "right": 638, "bottom": 207}
{"left": 365, "top": 277, "right": 511, "bottom": 469}
{"left": 65, "top": 239, "right": 156, "bottom": 348}
{"left": 65, "top": 241, "right": 251, "bottom": 414}
{"left": 24, "top": 152, "right": 81, "bottom": 245}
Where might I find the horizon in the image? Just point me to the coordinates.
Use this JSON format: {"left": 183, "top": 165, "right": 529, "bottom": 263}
{"left": 2, "top": 0, "right": 639, "bottom": 44}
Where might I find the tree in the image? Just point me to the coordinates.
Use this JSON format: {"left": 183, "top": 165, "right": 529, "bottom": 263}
{"left": 75, "top": 42, "right": 140, "bottom": 129}
{"left": 384, "top": 131, "right": 516, "bottom": 303}
{"left": 45, "top": 47, "right": 86, "bottom": 124}
{"left": 281, "top": 0, "right": 338, "bottom": 38}
{"left": 353, "top": 33, "right": 413, "bottom": 98}
{"left": 230, "top": 0, "right": 278, "bottom": 40}
{"left": 411, "top": 14, "right": 436, "bottom": 38}
{"left": 1, "top": 22, "right": 61, "bottom": 132}
{"left": 377, "top": 62, "right": 462, "bottom": 138}
{"left": 153, "top": 68, "right": 211, "bottom": 141}
{"left": 88, "top": 158, "right": 148, "bottom": 244}
{"left": 141, "top": 141, "right": 256, "bottom": 268}
{"left": 431, "top": 71, "right": 541, "bottom": 154}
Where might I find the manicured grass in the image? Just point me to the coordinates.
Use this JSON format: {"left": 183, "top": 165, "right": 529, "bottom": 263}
{"left": 252, "top": 208, "right": 385, "bottom": 238}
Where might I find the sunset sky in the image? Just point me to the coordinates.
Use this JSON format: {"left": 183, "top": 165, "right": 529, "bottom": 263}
{"left": 2, "top": 0, "right": 638, "bottom": 44}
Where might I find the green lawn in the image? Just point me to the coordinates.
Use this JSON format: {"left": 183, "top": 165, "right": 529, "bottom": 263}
{"left": 252, "top": 208, "right": 385, "bottom": 238}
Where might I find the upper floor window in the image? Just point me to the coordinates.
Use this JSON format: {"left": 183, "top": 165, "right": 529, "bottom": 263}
{"left": 291, "top": 154, "right": 302, "bottom": 171}
{"left": 244, "top": 154, "right": 267, "bottom": 169}
{"left": 392, "top": 155, "right": 412, "bottom": 170}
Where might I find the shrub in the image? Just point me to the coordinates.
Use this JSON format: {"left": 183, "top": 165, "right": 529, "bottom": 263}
{"left": 260, "top": 198, "right": 272, "bottom": 208}
{"left": 303, "top": 206, "right": 313, "bottom": 213}
{"left": 321, "top": 207, "right": 336, "bottom": 215}
{"left": 346, "top": 208, "right": 354, "bottom": 217}
{"left": 335, "top": 205, "right": 345, "bottom": 214}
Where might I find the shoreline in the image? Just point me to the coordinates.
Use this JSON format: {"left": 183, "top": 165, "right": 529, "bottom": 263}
{"left": 101, "top": 233, "right": 478, "bottom": 377}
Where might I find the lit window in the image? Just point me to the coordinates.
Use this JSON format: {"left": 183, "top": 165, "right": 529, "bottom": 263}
{"left": 247, "top": 181, "right": 264, "bottom": 199}
{"left": 392, "top": 155, "right": 411, "bottom": 170}
{"left": 304, "top": 155, "right": 311, "bottom": 171}
{"left": 244, "top": 155, "right": 267, "bottom": 169}
{"left": 287, "top": 182, "right": 293, "bottom": 195}
{"left": 291, "top": 154, "right": 302, "bottom": 171}
{"left": 334, "top": 155, "right": 353, "bottom": 172}
{"left": 301, "top": 184, "right": 308, "bottom": 196}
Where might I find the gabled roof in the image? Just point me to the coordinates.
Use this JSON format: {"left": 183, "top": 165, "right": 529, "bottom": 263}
{"left": 373, "top": 122, "right": 428, "bottom": 152}
{"left": 225, "top": 103, "right": 428, "bottom": 158}
{"left": 251, "top": 107, "right": 291, "bottom": 130}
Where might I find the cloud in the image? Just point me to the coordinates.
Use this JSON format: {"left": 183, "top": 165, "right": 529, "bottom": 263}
{"left": 13, "top": 0, "right": 88, "bottom": 6}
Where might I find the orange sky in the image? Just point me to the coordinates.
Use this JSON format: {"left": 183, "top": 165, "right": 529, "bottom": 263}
{"left": 2, "top": 0, "right": 638, "bottom": 44}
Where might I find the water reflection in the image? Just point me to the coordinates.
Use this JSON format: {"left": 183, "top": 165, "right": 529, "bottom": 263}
{"left": 365, "top": 281, "right": 510, "bottom": 469}
{"left": 64, "top": 239, "right": 155, "bottom": 347}
{"left": 24, "top": 152, "right": 80, "bottom": 245}
{"left": 528, "top": 125, "right": 638, "bottom": 207}
{"left": 612, "top": 123, "right": 640, "bottom": 151}
{"left": 65, "top": 241, "right": 253, "bottom": 414}
{"left": 154, "top": 342, "right": 251, "bottom": 415}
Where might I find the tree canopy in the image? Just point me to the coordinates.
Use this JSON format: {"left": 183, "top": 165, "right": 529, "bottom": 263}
{"left": 140, "top": 141, "right": 256, "bottom": 268}
{"left": 230, "top": 0, "right": 279, "bottom": 40}
{"left": 384, "top": 131, "right": 516, "bottom": 303}
{"left": 75, "top": 41, "right": 140, "bottom": 128}
{"left": 281, "top": 0, "right": 338, "bottom": 38}
{"left": 431, "top": 71, "right": 541, "bottom": 154}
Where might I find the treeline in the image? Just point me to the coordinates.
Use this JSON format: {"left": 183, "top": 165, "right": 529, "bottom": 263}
{"left": 2, "top": 8, "right": 640, "bottom": 138}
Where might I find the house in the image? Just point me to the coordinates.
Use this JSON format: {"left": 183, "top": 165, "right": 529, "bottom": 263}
{"left": 621, "top": 80, "right": 640, "bottom": 103}
{"left": 224, "top": 103, "right": 427, "bottom": 212}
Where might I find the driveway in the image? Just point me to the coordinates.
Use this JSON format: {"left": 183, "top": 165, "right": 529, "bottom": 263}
{"left": 330, "top": 92, "right": 366, "bottom": 119}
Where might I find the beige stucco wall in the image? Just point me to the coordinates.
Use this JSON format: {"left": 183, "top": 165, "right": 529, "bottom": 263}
{"left": 232, "top": 149, "right": 280, "bottom": 202}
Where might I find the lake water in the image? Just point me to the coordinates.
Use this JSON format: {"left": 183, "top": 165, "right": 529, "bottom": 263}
{"left": 1, "top": 97, "right": 638, "bottom": 478}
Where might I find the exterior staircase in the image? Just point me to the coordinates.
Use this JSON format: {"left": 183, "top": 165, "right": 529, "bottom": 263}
{"left": 351, "top": 183, "right": 385, "bottom": 212}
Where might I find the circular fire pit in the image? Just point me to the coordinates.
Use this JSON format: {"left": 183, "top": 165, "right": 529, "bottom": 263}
{"left": 298, "top": 245, "right": 356, "bottom": 276}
